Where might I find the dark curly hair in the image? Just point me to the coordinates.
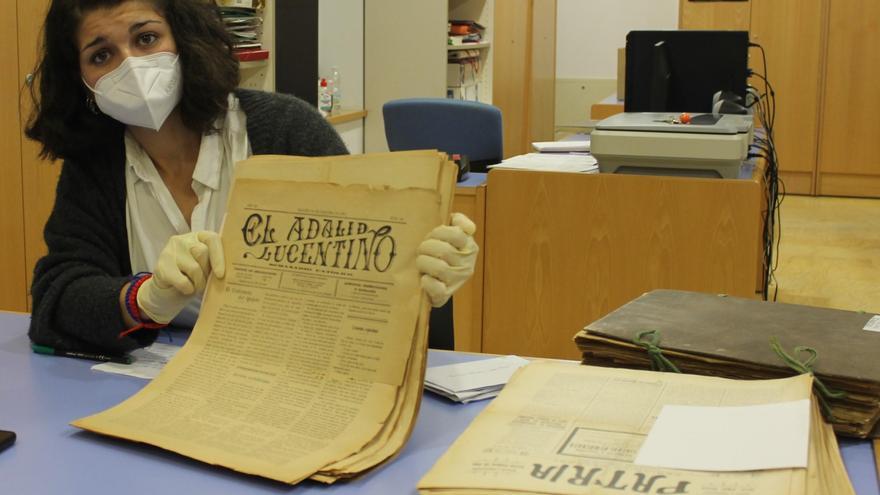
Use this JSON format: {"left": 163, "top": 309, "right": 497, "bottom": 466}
{"left": 25, "top": 0, "right": 240, "bottom": 161}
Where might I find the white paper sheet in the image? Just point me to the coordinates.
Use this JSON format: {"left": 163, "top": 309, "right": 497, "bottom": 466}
{"left": 863, "top": 315, "right": 880, "bottom": 332}
{"left": 424, "top": 355, "right": 529, "bottom": 402}
{"left": 532, "top": 140, "right": 590, "bottom": 153}
{"left": 634, "top": 399, "right": 811, "bottom": 471}
{"left": 423, "top": 384, "right": 501, "bottom": 403}
{"left": 91, "top": 343, "right": 180, "bottom": 379}
{"left": 490, "top": 153, "right": 598, "bottom": 173}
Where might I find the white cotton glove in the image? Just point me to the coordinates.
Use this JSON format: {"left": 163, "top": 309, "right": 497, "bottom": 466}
{"left": 416, "top": 212, "right": 479, "bottom": 308}
{"left": 137, "top": 231, "right": 225, "bottom": 324}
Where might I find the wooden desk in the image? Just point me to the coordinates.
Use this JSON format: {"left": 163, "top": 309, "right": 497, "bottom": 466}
{"left": 482, "top": 168, "right": 766, "bottom": 360}
{"left": 450, "top": 174, "right": 487, "bottom": 352}
{"left": 0, "top": 312, "right": 496, "bottom": 494}
{"left": 1, "top": 311, "right": 876, "bottom": 494}
{"left": 590, "top": 93, "right": 624, "bottom": 121}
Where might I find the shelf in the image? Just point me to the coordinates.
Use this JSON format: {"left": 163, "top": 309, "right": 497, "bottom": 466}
{"left": 239, "top": 59, "right": 269, "bottom": 70}
{"left": 447, "top": 41, "right": 490, "bottom": 51}
{"left": 326, "top": 108, "right": 368, "bottom": 125}
{"left": 236, "top": 48, "right": 270, "bottom": 70}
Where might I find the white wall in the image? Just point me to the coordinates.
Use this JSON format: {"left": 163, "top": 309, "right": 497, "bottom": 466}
{"left": 364, "top": 0, "right": 446, "bottom": 153}
{"left": 319, "top": 0, "right": 365, "bottom": 153}
{"left": 556, "top": 0, "right": 679, "bottom": 79}
{"left": 555, "top": 0, "right": 679, "bottom": 128}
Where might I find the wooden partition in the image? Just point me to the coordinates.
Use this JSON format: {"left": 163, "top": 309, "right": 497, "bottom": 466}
{"left": 750, "top": 0, "right": 825, "bottom": 195}
{"left": 0, "top": 0, "right": 58, "bottom": 312}
{"left": 0, "top": 0, "right": 27, "bottom": 311}
{"left": 482, "top": 168, "right": 765, "bottom": 360}
{"left": 493, "top": 0, "right": 556, "bottom": 158}
{"left": 679, "top": 0, "right": 751, "bottom": 31}
{"left": 19, "top": 0, "right": 60, "bottom": 311}
{"left": 450, "top": 182, "right": 487, "bottom": 352}
{"left": 816, "top": 0, "right": 880, "bottom": 197}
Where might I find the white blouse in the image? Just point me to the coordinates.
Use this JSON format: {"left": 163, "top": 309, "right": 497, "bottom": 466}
{"left": 125, "top": 94, "right": 251, "bottom": 327}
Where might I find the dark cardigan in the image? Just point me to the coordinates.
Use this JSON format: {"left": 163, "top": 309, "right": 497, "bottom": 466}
{"left": 28, "top": 89, "right": 348, "bottom": 354}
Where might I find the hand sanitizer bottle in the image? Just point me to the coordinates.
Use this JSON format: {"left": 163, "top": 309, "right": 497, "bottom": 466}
{"left": 318, "top": 78, "right": 332, "bottom": 116}
{"left": 330, "top": 67, "right": 342, "bottom": 113}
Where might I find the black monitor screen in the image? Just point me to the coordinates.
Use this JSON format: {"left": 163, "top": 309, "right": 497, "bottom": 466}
{"left": 624, "top": 30, "right": 749, "bottom": 113}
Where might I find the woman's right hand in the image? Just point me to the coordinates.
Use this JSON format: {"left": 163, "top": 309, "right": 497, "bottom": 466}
{"left": 137, "top": 231, "right": 225, "bottom": 324}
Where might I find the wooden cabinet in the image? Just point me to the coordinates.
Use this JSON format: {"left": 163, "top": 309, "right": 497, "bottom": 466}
{"left": 680, "top": 0, "right": 880, "bottom": 198}
{"left": 0, "top": 0, "right": 58, "bottom": 313}
{"left": 679, "top": 0, "right": 750, "bottom": 31}
{"left": 20, "top": 0, "right": 62, "bottom": 312}
{"left": 450, "top": 180, "right": 487, "bottom": 352}
{"left": 816, "top": 0, "right": 880, "bottom": 197}
{"left": 749, "top": 0, "right": 825, "bottom": 195}
{"left": 481, "top": 168, "right": 766, "bottom": 360}
{"left": 0, "top": 0, "right": 28, "bottom": 311}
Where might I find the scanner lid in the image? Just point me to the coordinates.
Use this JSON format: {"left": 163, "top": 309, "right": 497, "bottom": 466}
{"left": 596, "top": 112, "right": 747, "bottom": 135}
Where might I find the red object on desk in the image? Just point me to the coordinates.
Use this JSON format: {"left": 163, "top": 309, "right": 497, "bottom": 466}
{"left": 235, "top": 49, "right": 269, "bottom": 62}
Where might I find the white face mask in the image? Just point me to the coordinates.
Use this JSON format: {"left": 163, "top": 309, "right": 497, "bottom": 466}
{"left": 85, "top": 52, "right": 183, "bottom": 131}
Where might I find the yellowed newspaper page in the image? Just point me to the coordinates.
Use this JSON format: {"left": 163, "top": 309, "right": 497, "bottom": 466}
{"left": 235, "top": 150, "right": 452, "bottom": 192}
{"left": 806, "top": 398, "right": 856, "bottom": 495}
{"left": 312, "top": 154, "right": 459, "bottom": 481}
{"left": 74, "top": 154, "right": 453, "bottom": 483}
{"left": 313, "top": 307, "right": 430, "bottom": 481}
{"left": 420, "top": 362, "right": 812, "bottom": 495}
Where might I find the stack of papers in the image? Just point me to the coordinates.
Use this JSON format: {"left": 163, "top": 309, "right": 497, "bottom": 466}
{"left": 218, "top": 5, "right": 263, "bottom": 50}
{"left": 72, "top": 150, "right": 459, "bottom": 485}
{"left": 92, "top": 342, "right": 180, "bottom": 379}
{"left": 575, "top": 289, "right": 880, "bottom": 438}
{"left": 419, "top": 361, "right": 856, "bottom": 494}
{"left": 490, "top": 153, "right": 598, "bottom": 173}
{"left": 424, "top": 355, "right": 529, "bottom": 403}
{"left": 532, "top": 140, "right": 590, "bottom": 153}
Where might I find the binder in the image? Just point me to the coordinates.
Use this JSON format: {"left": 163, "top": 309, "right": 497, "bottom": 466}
{"left": 574, "top": 289, "right": 880, "bottom": 438}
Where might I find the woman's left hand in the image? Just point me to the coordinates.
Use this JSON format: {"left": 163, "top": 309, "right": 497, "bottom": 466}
{"left": 416, "top": 212, "right": 479, "bottom": 307}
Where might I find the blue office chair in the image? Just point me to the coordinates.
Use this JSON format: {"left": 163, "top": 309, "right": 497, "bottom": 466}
{"left": 382, "top": 98, "right": 500, "bottom": 350}
{"left": 383, "top": 98, "right": 503, "bottom": 172}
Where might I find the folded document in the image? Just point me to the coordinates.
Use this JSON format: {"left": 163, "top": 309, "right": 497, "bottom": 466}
{"left": 424, "top": 355, "right": 529, "bottom": 403}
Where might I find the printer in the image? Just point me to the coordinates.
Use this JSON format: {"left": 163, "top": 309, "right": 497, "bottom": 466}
{"left": 590, "top": 112, "right": 754, "bottom": 179}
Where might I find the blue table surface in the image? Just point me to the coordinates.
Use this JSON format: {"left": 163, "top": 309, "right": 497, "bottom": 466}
{"left": 457, "top": 171, "right": 486, "bottom": 187}
{"left": 1, "top": 311, "right": 877, "bottom": 494}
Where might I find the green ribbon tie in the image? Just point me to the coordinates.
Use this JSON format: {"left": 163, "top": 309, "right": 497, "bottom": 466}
{"left": 633, "top": 330, "right": 681, "bottom": 373}
{"left": 769, "top": 337, "right": 848, "bottom": 422}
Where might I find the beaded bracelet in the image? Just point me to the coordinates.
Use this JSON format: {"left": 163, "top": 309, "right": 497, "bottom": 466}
{"left": 119, "top": 272, "right": 167, "bottom": 339}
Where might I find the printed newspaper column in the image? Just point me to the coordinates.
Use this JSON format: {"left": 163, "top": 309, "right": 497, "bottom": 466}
{"left": 73, "top": 151, "right": 457, "bottom": 484}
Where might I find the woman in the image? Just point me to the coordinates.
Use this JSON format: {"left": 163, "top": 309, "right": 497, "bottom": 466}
{"left": 26, "top": 0, "right": 477, "bottom": 354}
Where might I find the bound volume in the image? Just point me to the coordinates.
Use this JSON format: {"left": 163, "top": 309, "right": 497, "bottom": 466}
{"left": 574, "top": 289, "right": 880, "bottom": 438}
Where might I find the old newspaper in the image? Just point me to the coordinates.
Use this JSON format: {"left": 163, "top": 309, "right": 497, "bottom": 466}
{"left": 419, "top": 361, "right": 855, "bottom": 495}
{"left": 73, "top": 151, "right": 457, "bottom": 483}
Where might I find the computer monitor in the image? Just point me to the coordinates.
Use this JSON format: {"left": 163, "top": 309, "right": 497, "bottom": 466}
{"left": 624, "top": 30, "right": 750, "bottom": 113}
